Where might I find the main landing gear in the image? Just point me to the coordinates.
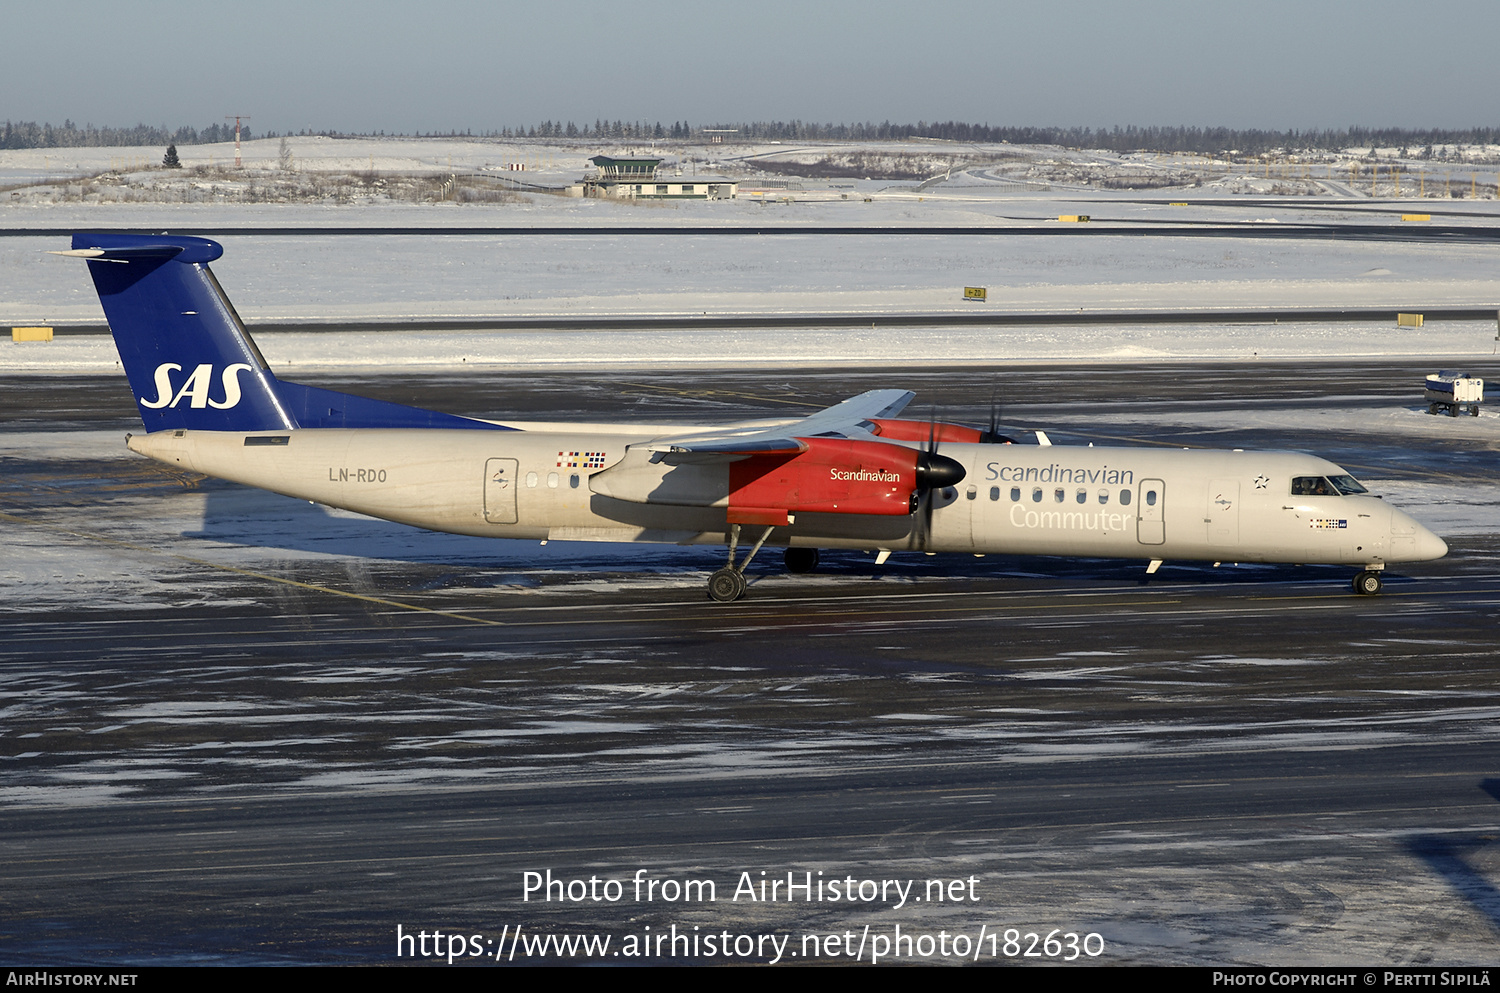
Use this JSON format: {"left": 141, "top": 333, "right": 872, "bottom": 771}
{"left": 1351, "top": 569, "right": 1384, "bottom": 596}
{"left": 707, "top": 567, "right": 748, "bottom": 603}
{"left": 783, "top": 547, "right": 820, "bottom": 574}
{"left": 708, "top": 523, "right": 776, "bottom": 602}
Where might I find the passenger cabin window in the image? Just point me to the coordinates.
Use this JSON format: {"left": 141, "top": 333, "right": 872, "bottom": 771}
{"left": 1098, "top": 490, "right": 1109, "bottom": 504}
{"left": 1075, "top": 489, "right": 1087, "bottom": 504}
{"left": 989, "top": 486, "right": 1001, "bottom": 501}
{"left": 1120, "top": 489, "right": 1131, "bottom": 506}
{"left": 1010, "top": 486, "right": 1021, "bottom": 502}
{"left": 1032, "top": 488, "right": 1042, "bottom": 503}
{"left": 547, "top": 472, "right": 559, "bottom": 488}
{"left": 526, "top": 471, "right": 538, "bottom": 488}
{"left": 569, "top": 474, "right": 580, "bottom": 489}
{"left": 1054, "top": 488, "right": 1065, "bottom": 503}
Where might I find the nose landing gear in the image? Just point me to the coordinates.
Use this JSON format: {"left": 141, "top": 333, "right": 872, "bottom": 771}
{"left": 1352, "top": 570, "right": 1384, "bottom": 595}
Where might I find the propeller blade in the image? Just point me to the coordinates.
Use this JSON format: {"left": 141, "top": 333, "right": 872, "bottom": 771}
{"left": 910, "top": 402, "right": 965, "bottom": 550}
{"left": 915, "top": 486, "right": 932, "bottom": 549}
{"left": 981, "top": 385, "right": 1018, "bottom": 444}
{"left": 915, "top": 449, "right": 964, "bottom": 551}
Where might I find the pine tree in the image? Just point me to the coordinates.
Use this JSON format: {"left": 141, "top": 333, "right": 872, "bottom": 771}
{"left": 162, "top": 144, "right": 181, "bottom": 168}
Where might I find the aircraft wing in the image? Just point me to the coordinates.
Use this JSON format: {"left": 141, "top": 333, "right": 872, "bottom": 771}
{"left": 644, "top": 389, "right": 916, "bottom": 464}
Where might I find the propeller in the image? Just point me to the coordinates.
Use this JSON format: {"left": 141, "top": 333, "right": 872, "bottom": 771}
{"left": 912, "top": 406, "right": 966, "bottom": 549}
{"left": 914, "top": 405, "right": 966, "bottom": 487}
{"left": 979, "top": 386, "right": 1019, "bottom": 445}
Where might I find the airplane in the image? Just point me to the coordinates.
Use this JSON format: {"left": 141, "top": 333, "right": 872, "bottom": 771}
{"left": 57, "top": 232, "right": 1448, "bottom": 601}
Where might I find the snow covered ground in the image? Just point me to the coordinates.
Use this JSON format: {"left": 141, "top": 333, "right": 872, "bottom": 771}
{"left": 4, "top": 196, "right": 1500, "bottom": 371}
{"left": 4, "top": 321, "right": 1499, "bottom": 375}
{"left": 5, "top": 134, "right": 1499, "bottom": 198}
{"left": 3, "top": 140, "right": 1498, "bottom": 366}
{"left": 12, "top": 221, "right": 1500, "bottom": 324}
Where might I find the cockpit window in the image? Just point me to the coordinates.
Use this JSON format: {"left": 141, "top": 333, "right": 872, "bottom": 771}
{"left": 1291, "top": 475, "right": 1368, "bottom": 496}
{"left": 1291, "top": 476, "right": 1333, "bottom": 496}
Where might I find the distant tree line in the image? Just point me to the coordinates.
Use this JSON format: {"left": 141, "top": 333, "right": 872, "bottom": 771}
{"left": 0, "top": 118, "right": 698, "bottom": 148}
{"left": 378, "top": 120, "right": 1500, "bottom": 152}
{"left": 692, "top": 122, "right": 1500, "bottom": 153}
{"left": 1, "top": 120, "right": 264, "bottom": 149}
{"left": 8, "top": 118, "right": 1500, "bottom": 153}
{"left": 438, "top": 121, "right": 697, "bottom": 140}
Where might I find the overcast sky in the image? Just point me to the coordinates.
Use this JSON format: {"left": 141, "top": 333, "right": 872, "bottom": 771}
{"left": 7, "top": 1, "right": 1498, "bottom": 134}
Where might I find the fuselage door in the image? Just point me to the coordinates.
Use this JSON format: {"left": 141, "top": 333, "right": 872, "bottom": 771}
{"left": 1137, "top": 478, "right": 1165, "bottom": 545}
{"left": 1207, "top": 478, "right": 1240, "bottom": 545}
{"left": 484, "top": 458, "right": 519, "bottom": 524}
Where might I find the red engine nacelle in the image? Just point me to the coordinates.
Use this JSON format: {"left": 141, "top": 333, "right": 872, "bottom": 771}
{"left": 869, "top": 418, "right": 985, "bottom": 444}
{"left": 727, "top": 437, "right": 921, "bottom": 525}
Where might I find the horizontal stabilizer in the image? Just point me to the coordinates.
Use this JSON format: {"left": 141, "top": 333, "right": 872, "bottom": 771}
{"left": 52, "top": 235, "right": 224, "bottom": 264}
{"left": 276, "top": 381, "right": 507, "bottom": 431}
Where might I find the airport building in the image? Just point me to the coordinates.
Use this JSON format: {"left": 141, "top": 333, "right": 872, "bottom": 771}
{"left": 581, "top": 155, "right": 737, "bottom": 200}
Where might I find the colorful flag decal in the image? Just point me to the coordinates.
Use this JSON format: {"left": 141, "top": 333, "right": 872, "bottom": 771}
{"left": 557, "top": 451, "right": 607, "bottom": 469}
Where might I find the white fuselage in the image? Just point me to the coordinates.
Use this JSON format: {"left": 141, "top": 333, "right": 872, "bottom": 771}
{"left": 126, "top": 423, "right": 1447, "bottom": 568}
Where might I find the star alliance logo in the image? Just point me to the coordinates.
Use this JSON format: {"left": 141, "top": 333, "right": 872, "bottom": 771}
{"left": 1253, "top": 474, "right": 1269, "bottom": 490}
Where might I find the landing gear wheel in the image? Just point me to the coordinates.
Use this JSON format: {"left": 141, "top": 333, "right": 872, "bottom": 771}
{"left": 708, "top": 568, "right": 747, "bottom": 602}
{"left": 784, "top": 547, "right": 820, "bottom": 574}
{"left": 1352, "top": 570, "right": 1383, "bottom": 596}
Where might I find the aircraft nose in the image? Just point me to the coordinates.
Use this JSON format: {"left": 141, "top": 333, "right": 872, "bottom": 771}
{"left": 1415, "top": 525, "right": 1449, "bottom": 561}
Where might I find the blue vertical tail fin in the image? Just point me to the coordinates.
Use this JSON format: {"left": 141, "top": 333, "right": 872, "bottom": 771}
{"left": 65, "top": 233, "right": 297, "bottom": 432}
{"left": 66, "top": 232, "right": 510, "bottom": 432}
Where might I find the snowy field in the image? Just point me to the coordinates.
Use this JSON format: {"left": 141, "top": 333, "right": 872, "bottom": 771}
{"left": 5, "top": 134, "right": 1500, "bottom": 199}
{"left": 5, "top": 190, "right": 1500, "bottom": 372}
{"left": 10, "top": 221, "right": 1500, "bottom": 326}
{"left": 6, "top": 136, "right": 1500, "bottom": 371}
{"left": 4, "top": 321, "right": 1500, "bottom": 375}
